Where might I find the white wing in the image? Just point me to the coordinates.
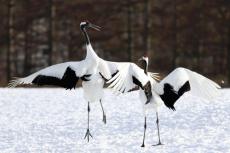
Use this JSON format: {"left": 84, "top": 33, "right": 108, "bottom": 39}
{"left": 104, "top": 61, "right": 153, "bottom": 103}
{"left": 8, "top": 61, "right": 90, "bottom": 89}
{"left": 105, "top": 62, "right": 148, "bottom": 92}
{"left": 154, "top": 67, "right": 221, "bottom": 101}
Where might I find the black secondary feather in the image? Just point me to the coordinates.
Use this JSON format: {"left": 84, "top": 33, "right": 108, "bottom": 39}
{"left": 32, "top": 67, "right": 79, "bottom": 90}
{"left": 160, "top": 81, "right": 191, "bottom": 110}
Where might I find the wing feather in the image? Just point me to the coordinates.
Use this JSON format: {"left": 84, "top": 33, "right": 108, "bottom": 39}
{"left": 106, "top": 62, "right": 150, "bottom": 93}
{"left": 107, "top": 64, "right": 130, "bottom": 92}
{"left": 148, "top": 72, "right": 161, "bottom": 81}
{"left": 8, "top": 62, "right": 82, "bottom": 89}
{"left": 154, "top": 67, "right": 220, "bottom": 101}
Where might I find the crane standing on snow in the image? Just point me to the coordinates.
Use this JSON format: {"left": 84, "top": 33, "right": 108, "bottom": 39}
{"left": 108, "top": 56, "right": 221, "bottom": 147}
{"left": 8, "top": 21, "right": 154, "bottom": 142}
{"left": 8, "top": 21, "right": 110, "bottom": 142}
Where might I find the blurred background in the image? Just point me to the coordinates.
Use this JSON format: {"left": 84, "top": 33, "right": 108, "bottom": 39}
{"left": 0, "top": 0, "right": 229, "bottom": 86}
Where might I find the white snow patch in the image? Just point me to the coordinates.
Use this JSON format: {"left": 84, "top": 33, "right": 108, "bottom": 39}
{"left": 0, "top": 88, "right": 229, "bottom": 153}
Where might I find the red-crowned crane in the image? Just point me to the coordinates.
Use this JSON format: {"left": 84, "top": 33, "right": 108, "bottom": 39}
{"left": 8, "top": 21, "right": 109, "bottom": 142}
{"left": 107, "top": 56, "right": 221, "bottom": 147}
{"left": 8, "top": 21, "right": 154, "bottom": 142}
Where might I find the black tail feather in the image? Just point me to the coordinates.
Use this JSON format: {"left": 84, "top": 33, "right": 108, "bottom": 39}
{"left": 144, "top": 81, "right": 152, "bottom": 104}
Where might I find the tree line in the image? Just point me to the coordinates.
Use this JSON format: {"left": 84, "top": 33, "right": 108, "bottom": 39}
{"left": 0, "top": 0, "right": 229, "bottom": 86}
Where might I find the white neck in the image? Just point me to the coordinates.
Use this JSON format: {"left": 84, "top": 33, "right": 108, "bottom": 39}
{"left": 86, "top": 44, "right": 98, "bottom": 59}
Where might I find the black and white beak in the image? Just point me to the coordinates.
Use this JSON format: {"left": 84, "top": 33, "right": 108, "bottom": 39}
{"left": 89, "top": 23, "right": 101, "bottom": 31}
{"left": 138, "top": 57, "right": 143, "bottom": 61}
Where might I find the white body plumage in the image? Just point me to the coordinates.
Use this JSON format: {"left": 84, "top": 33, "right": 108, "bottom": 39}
{"left": 138, "top": 74, "right": 161, "bottom": 114}
{"left": 82, "top": 70, "right": 104, "bottom": 102}
{"left": 81, "top": 44, "right": 104, "bottom": 103}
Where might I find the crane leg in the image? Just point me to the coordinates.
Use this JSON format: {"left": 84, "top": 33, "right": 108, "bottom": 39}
{"left": 84, "top": 101, "right": 93, "bottom": 142}
{"left": 100, "top": 100, "right": 106, "bottom": 124}
{"left": 141, "top": 116, "right": 147, "bottom": 147}
{"left": 153, "top": 112, "right": 163, "bottom": 146}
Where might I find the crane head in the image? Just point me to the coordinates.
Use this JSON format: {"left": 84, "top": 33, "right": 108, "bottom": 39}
{"left": 138, "top": 56, "right": 149, "bottom": 65}
{"left": 80, "top": 21, "right": 101, "bottom": 31}
{"left": 138, "top": 56, "right": 149, "bottom": 72}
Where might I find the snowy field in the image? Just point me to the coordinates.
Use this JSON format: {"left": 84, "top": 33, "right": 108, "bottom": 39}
{"left": 0, "top": 88, "right": 229, "bottom": 153}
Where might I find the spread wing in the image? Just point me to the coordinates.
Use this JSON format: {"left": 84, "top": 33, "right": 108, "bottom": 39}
{"left": 8, "top": 61, "right": 91, "bottom": 90}
{"left": 102, "top": 60, "right": 153, "bottom": 103}
{"left": 153, "top": 67, "right": 221, "bottom": 110}
{"left": 106, "top": 62, "right": 149, "bottom": 92}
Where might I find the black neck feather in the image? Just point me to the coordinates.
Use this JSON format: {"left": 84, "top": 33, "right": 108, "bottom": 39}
{"left": 82, "top": 28, "right": 90, "bottom": 45}
{"left": 140, "top": 60, "right": 148, "bottom": 74}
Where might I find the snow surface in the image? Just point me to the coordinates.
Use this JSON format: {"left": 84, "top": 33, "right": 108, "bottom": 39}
{"left": 0, "top": 88, "right": 229, "bottom": 153}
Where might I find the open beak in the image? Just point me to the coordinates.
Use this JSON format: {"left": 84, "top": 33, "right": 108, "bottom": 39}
{"left": 89, "top": 23, "right": 101, "bottom": 31}
{"left": 138, "top": 57, "right": 143, "bottom": 61}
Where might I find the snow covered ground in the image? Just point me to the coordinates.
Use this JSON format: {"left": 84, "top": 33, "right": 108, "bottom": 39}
{"left": 0, "top": 88, "right": 229, "bottom": 153}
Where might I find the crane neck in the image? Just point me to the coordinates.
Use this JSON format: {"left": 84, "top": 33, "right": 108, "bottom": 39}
{"left": 86, "top": 44, "right": 98, "bottom": 59}
{"left": 82, "top": 28, "right": 90, "bottom": 45}
{"left": 140, "top": 60, "right": 148, "bottom": 74}
{"left": 81, "top": 27, "right": 99, "bottom": 60}
{"left": 144, "top": 64, "right": 148, "bottom": 74}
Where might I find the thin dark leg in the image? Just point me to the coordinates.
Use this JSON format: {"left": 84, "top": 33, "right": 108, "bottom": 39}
{"left": 84, "top": 102, "right": 93, "bottom": 142}
{"left": 141, "top": 116, "right": 147, "bottom": 147}
{"left": 153, "top": 111, "right": 163, "bottom": 146}
{"left": 100, "top": 100, "right": 106, "bottom": 124}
